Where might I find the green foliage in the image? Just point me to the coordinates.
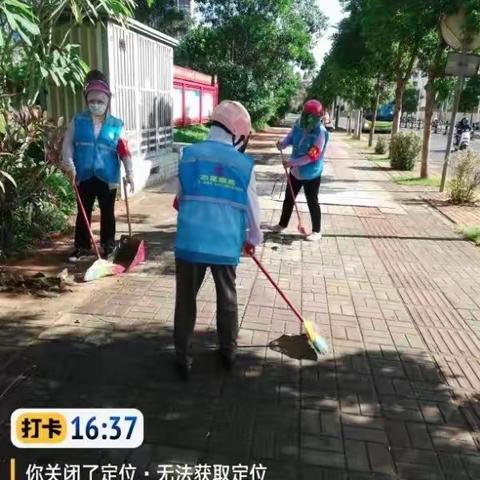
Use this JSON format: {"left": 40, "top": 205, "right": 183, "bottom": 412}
{"left": 389, "top": 132, "right": 422, "bottom": 171}
{"left": 435, "top": 77, "right": 455, "bottom": 108}
{"left": 449, "top": 150, "right": 480, "bottom": 204}
{"left": 0, "top": 107, "right": 74, "bottom": 259}
{"left": 0, "top": 0, "right": 135, "bottom": 107}
{"left": 393, "top": 175, "right": 440, "bottom": 187}
{"left": 460, "top": 76, "right": 480, "bottom": 113}
{"left": 309, "top": 2, "right": 394, "bottom": 111}
{"left": 402, "top": 86, "right": 419, "bottom": 114}
{"left": 374, "top": 136, "right": 388, "bottom": 154}
{"left": 134, "top": 0, "right": 191, "bottom": 38}
{"left": 0, "top": 0, "right": 39, "bottom": 47}
{"left": 463, "top": 226, "right": 480, "bottom": 246}
{"left": 173, "top": 124, "right": 209, "bottom": 144}
{"left": 176, "top": 0, "right": 326, "bottom": 126}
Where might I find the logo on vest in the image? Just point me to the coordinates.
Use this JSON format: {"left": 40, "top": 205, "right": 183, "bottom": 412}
{"left": 199, "top": 174, "right": 240, "bottom": 191}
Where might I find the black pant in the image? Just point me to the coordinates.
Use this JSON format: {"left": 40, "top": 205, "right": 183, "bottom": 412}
{"left": 279, "top": 174, "right": 322, "bottom": 233}
{"left": 174, "top": 259, "right": 238, "bottom": 366}
{"left": 74, "top": 177, "right": 116, "bottom": 250}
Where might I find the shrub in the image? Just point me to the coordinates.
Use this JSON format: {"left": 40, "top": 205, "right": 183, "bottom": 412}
{"left": 449, "top": 150, "right": 480, "bottom": 204}
{"left": 375, "top": 136, "right": 388, "bottom": 154}
{"left": 0, "top": 107, "right": 73, "bottom": 259}
{"left": 389, "top": 132, "right": 422, "bottom": 170}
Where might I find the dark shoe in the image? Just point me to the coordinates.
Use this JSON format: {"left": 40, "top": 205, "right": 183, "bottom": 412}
{"left": 68, "top": 248, "right": 92, "bottom": 263}
{"left": 174, "top": 361, "right": 192, "bottom": 381}
{"left": 101, "top": 243, "right": 116, "bottom": 259}
{"left": 219, "top": 350, "right": 236, "bottom": 370}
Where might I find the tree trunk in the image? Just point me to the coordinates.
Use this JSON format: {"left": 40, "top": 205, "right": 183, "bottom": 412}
{"left": 391, "top": 78, "right": 406, "bottom": 137}
{"left": 391, "top": 43, "right": 419, "bottom": 138}
{"left": 357, "top": 110, "right": 363, "bottom": 140}
{"left": 421, "top": 84, "right": 436, "bottom": 178}
{"left": 369, "top": 78, "right": 381, "bottom": 147}
{"left": 421, "top": 41, "right": 446, "bottom": 179}
{"left": 354, "top": 110, "right": 359, "bottom": 137}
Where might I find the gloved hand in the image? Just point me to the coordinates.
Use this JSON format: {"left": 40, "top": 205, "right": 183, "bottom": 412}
{"left": 126, "top": 174, "right": 134, "bottom": 194}
{"left": 243, "top": 242, "right": 255, "bottom": 256}
{"left": 276, "top": 140, "right": 283, "bottom": 151}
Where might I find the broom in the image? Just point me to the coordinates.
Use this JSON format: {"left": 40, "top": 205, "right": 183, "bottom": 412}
{"left": 73, "top": 182, "right": 125, "bottom": 282}
{"left": 249, "top": 252, "right": 329, "bottom": 355}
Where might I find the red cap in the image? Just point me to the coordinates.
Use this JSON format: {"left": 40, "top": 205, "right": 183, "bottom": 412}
{"left": 303, "top": 99, "right": 323, "bottom": 117}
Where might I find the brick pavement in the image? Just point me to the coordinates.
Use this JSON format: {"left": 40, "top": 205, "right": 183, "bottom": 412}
{"left": 1, "top": 127, "right": 480, "bottom": 479}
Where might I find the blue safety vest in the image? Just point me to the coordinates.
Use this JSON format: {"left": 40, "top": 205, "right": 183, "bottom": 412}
{"left": 175, "top": 140, "right": 254, "bottom": 265}
{"left": 73, "top": 112, "right": 123, "bottom": 184}
{"left": 291, "top": 120, "right": 329, "bottom": 180}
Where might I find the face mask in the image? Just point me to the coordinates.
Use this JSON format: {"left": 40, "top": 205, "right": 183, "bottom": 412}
{"left": 300, "top": 113, "right": 320, "bottom": 131}
{"left": 88, "top": 102, "right": 107, "bottom": 116}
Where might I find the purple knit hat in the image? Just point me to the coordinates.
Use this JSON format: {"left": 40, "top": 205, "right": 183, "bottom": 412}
{"left": 84, "top": 80, "right": 111, "bottom": 99}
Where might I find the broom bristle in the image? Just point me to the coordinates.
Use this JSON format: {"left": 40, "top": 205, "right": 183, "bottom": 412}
{"left": 84, "top": 259, "right": 125, "bottom": 282}
{"left": 304, "top": 320, "right": 329, "bottom": 355}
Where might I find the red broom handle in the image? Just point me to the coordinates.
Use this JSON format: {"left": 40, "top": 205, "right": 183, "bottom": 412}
{"left": 73, "top": 181, "right": 101, "bottom": 259}
{"left": 250, "top": 253, "right": 305, "bottom": 325}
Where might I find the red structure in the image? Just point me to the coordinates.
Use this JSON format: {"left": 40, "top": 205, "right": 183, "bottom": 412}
{"left": 173, "top": 65, "right": 219, "bottom": 126}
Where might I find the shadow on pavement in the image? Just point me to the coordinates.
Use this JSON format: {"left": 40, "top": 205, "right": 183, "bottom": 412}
{"left": 0, "top": 311, "right": 479, "bottom": 479}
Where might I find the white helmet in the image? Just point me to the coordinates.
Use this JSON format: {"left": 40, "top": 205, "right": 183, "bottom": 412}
{"left": 211, "top": 100, "right": 252, "bottom": 147}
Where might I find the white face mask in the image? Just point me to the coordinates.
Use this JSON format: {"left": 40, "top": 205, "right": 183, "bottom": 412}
{"left": 88, "top": 102, "right": 107, "bottom": 117}
{"left": 86, "top": 91, "right": 109, "bottom": 117}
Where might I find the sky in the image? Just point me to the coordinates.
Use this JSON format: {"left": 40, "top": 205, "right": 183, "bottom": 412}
{"left": 313, "top": 0, "right": 346, "bottom": 68}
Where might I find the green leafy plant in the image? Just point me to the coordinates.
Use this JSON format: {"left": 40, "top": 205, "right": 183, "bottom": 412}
{"left": 389, "top": 131, "right": 421, "bottom": 171}
{"left": 375, "top": 136, "right": 388, "bottom": 154}
{"left": 449, "top": 150, "right": 480, "bottom": 204}
{"left": 0, "top": 106, "right": 74, "bottom": 259}
{"left": 462, "top": 225, "right": 480, "bottom": 246}
{"left": 174, "top": 124, "right": 209, "bottom": 144}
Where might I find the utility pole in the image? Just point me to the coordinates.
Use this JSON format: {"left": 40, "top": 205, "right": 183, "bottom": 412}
{"left": 440, "top": 58, "right": 465, "bottom": 192}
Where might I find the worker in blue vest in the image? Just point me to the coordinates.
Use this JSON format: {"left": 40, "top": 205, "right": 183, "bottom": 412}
{"left": 61, "top": 70, "right": 134, "bottom": 261}
{"left": 172, "top": 100, "right": 263, "bottom": 379}
{"left": 271, "top": 99, "right": 329, "bottom": 241}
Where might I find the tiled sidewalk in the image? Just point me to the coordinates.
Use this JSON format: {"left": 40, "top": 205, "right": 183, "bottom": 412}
{"left": 1, "top": 131, "right": 480, "bottom": 479}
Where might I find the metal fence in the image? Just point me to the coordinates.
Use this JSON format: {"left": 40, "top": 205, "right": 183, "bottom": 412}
{"left": 107, "top": 22, "right": 174, "bottom": 159}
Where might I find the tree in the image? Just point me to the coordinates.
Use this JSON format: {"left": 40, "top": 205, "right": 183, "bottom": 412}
{"left": 357, "top": 0, "right": 441, "bottom": 137}
{"left": 402, "top": 85, "right": 419, "bottom": 114}
{"left": 460, "top": 76, "right": 480, "bottom": 113}
{"left": 417, "top": 0, "right": 480, "bottom": 179}
{"left": 134, "top": 0, "right": 191, "bottom": 38}
{"left": 176, "top": 0, "right": 327, "bottom": 127}
{"left": 0, "top": 0, "right": 140, "bottom": 108}
{"left": 417, "top": 26, "right": 449, "bottom": 179}
{"left": 310, "top": 2, "right": 394, "bottom": 144}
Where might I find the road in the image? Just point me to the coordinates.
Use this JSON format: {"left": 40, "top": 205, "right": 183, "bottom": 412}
{"left": 337, "top": 115, "right": 480, "bottom": 175}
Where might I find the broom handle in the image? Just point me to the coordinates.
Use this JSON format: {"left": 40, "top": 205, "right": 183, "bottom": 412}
{"left": 250, "top": 253, "right": 305, "bottom": 325}
{"left": 280, "top": 150, "right": 302, "bottom": 225}
{"left": 123, "top": 177, "right": 132, "bottom": 237}
{"left": 73, "top": 181, "right": 101, "bottom": 259}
